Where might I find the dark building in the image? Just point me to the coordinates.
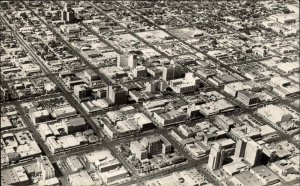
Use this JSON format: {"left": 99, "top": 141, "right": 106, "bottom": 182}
{"left": 61, "top": 3, "right": 75, "bottom": 23}
{"left": 162, "top": 65, "right": 182, "bottom": 81}
{"left": 62, "top": 117, "right": 87, "bottom": 134}
{"left": 107, "top": 85, "right": 127, "bottom": 105}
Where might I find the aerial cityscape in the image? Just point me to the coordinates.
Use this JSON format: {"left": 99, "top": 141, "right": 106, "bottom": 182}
{"left": 0, "top": 1, "right": 299, "bottom": 186}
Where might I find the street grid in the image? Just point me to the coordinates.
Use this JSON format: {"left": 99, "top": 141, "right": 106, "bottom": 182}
{"left": 0, "top": 1, "right": 299, "bottom": 186}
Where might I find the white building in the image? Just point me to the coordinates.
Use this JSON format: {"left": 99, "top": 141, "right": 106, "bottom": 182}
{"left": 257, "top": 105, "right": 292, "bottom": 124}
{"left": 100, "top": 167, "right": 129, "bottom": 184}
{"left": 37, "top": 156, "right": 55, "bottom": 181}
{"left": 169, "top": 73, "right": 201, "bottom": 94}
{"left": 153, "top": 109, "right": 186, "bottom": 127}
{"left": 117, "top": 54, "right": 133, "bottom": 68}
{"left": 199, "top": 99, "right": 235, "bottom": 116}
{"left": 51, "top": 106, "right": 77, "bottom": 119}
{"left": 244, "top": 140, "right": 262, "bottom": 167}
{"left": 207, "top": 143, "right": 225, "bottom": 170}
{"left": 224, "top": 81, "right": 253, "bottom": 97}
{"left": 29, "top": 110, "right": 50, "bottom": 124}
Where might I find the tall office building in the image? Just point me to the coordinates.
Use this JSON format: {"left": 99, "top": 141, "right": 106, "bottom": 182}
{"left": 145, "top": 82, "right": 156, "bottom": 93}
{"left": 234, "top": 138, "right": 248, "bottom": 158}
{"left": 207, "top": 143, "right": 225, "bottom": 170}
{"left": 84, "top": 69, "right": 99, "bottom": 82}
{"left": 74, "top": 84, "right": 89, "bottom": 100}
{"left": 0, "top": 85, "right": 7, "bottom": 102}
{"left": 37, "top": 156, "right": 55, "bottom": 181}
{"left": 61, "top": 2, "right": 75, "bottom": 23}
{"left": 107, "top": 85, "right": 127, "bottom": 105}
{"left": 162, "top": 65, "right": 181, "bottom": 81}
{"left": 133, "top": 66, "right": 147, "bottom": 78}
{"left": 117, "top": 54, "right": 134, "bottom": 68}
{"left": 141, "top": 136, "right": 162, "bottom": 156}
{"left": 128, "top": 54, "right": 137, "bottom": 68}
{"left": 244, "top": 140, "right": 262, "bottom": 167}
{"left": 159, "top": 81, "right": 168, "bottom": 92}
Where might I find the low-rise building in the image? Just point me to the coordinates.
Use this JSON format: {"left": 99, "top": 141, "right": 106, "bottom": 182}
{"left": 236, "top": 90, "right": 260, "bottom": 106}
{"left": 61, "top": 117, "right": 86, "bottom": 134}
{"left": 38, "top": 124, "right": 53, "bottom": 140}
{"left": 259, "top": 125, "right": 278, "bottom": 142}
{"left": 270, "top": 77, "right": 300, "bottom": 98}
{"left": 81, "top": 98, "right": 112, "bottom": 113}
{"left": 37, "top": 156, "right": 55, "bottom": 181}
{"left": 277, "top": 61, "right": 300, "bottom": 74}
{"left": 29, "top": 110, "right": 51, "bottom": 124}
{"left": 51, "top": 106, "right": 77, "bottom": 119}
{"left": 199, "top": 99, "right": 235, "bottom": 117}
{"left": 46, "top": 134, "right": 86, "bottom": 154}
{"left": 1, "top": 116, "right": 13, "bottom": 131}
{"left": 38, "top": 177, "right": 60, "bottom": 186}
{"left": 232, "top": 170, "right": 264, "bottom": 186}
{"left": 250, "top": 165, "right": 281, "bottom": 186}
{"left": 258, "top": 105, "right": 292, "bottom": 123}
{"left": 224, "top": 81, "right": 253, "bottom": 97}
{"left": 185, "top": 143, "right": 208, "bottom": 158}
{"left": 12, "top": 166, "right": 30, "bottom": 185}
{"left": 271, "top": 159, "right": 299, "bottom": 177}
{"left": 100, "top": 167, "right": 129, "bottom": 184}
{"left": 66, "top": 155, "right": 84, "bottom": 172}
{"left": 68, "top": 170, "right": 95, "bottom": 186}
{"left": 145, "top": 168, "right": 213, "bottom": 186}
{"left": 153, "top": 109, "right": 186, "bottom": 127}
{"left": 214, "top": 114, "right": 235, "bottom": 132}
{"left": 223, "top": 160, "right": 249, "bottom": 176}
